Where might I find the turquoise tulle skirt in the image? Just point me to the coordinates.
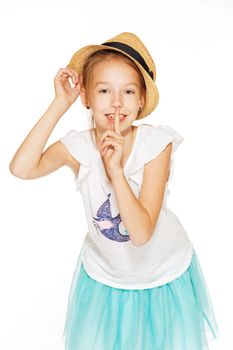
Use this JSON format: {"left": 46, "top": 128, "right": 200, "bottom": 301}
{"left": 61, "top": 249, "right": 219, "bottom": 350}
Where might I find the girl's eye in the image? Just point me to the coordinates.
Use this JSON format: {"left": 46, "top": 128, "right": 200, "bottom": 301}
{"left": 125, "top": 90, "right": 135, "bottom": 94}
{"left": 99, "top": 89, "right": 108, "bottom": 93}
{"left": 98, "top": 89, "right": 135, "bottom": 94}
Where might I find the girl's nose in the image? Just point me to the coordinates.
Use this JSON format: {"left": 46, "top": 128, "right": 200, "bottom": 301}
{"left": 111, "top": 92, "right": 123, "bottom": 108}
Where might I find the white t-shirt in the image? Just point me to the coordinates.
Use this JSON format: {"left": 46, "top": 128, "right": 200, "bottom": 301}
{"left": 60, "top": 123, "right": 194, "bottom": 290}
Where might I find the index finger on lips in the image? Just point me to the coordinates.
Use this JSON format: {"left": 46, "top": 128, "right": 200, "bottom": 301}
{"left": 114, "top": 107, "right": 121, "bottom": 135}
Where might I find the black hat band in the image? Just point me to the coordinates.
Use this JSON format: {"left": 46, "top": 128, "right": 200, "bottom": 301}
{"left": 101, "top": 41, "right": 154, "bottom": 80}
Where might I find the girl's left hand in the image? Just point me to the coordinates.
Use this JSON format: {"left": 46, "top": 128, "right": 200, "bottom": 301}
{"left": 98, "top": 107, "right": 125, "bottom": 175}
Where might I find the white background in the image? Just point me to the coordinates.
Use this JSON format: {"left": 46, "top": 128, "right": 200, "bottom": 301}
{"left": 0, "top": 0, "right": 232, "bottom": 349}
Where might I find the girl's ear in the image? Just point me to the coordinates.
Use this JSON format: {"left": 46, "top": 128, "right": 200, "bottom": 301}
{"left": 79, "top": 87, "right": 89, "bottom": 108}
{"left": 139, "top": 93, "right": 145, "bottom": 110}
{"left": 78, "top": 75, "right": 90, "bottom": 108}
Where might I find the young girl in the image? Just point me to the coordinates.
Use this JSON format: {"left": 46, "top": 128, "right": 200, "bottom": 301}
{"left": 9, "top": 32, "right": 219, "bottom": 349}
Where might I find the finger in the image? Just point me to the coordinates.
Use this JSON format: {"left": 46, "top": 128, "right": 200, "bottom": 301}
{"left": 61, "top": 67, "right": 79, "bottom": 82}
{"left": 58, "top": 67, "right": 73, "bottom": 76}
{"left": 101, "top": 143, "right": 113, "bottom": 156}
{"left": 99, "top": 130, "right": 123, "bottom": 145}
{"left": 101, "top": 138, "right": 123, "bottom": 150}
{"left": 65, "top": 66, "right": 78, "bottom": 76}
{"left": 99, "top": 135, "right": 123, "bottom": 153}
{"left": 105, "top": 148, "right": 114, "bottom": 159}
{"left": 101, "top": 138, "right": 123, "bottom": 146}
{"left": 114, "top": 106, "right": 121, "bottom": 135}
{"left": 101, "top": 145, "right": 109, "bottom": 157}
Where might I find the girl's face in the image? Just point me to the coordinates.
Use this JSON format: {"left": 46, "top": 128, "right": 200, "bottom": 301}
{"left": 82, "top": 59, "right": 145, "bottom": 132}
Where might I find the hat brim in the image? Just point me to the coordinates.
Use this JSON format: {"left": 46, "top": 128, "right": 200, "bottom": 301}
{"left": 67, "top": 44, "right": 159, "bottom": 120}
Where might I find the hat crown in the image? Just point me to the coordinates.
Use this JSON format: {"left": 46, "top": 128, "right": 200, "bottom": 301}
{"left": 103, "top": 32, "right": 156, "bottom": 81}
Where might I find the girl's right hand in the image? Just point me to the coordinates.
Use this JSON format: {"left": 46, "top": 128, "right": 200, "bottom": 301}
{"left": 54, "top": 66, "right": 81, "bottom": 107}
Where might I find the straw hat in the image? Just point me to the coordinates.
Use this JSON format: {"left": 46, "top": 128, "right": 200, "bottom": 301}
{"left": 67, "top": 32, "right": 159, "bottom": 120}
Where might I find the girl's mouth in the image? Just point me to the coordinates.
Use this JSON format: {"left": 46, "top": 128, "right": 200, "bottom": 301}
{"left": 105, "top": 114, "right": 127, "bottom": 123}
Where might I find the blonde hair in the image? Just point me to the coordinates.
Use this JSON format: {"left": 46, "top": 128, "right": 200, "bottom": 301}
{"left": 81, "top": 49, "right": 146, "bottom": 146}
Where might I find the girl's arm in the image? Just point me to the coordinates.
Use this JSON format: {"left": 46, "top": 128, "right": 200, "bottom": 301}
{"left": 9, "top": 67, "right": 81, "bottom": 179}
{"left": 110, "top": 143, "right": 172, "bottom": 247}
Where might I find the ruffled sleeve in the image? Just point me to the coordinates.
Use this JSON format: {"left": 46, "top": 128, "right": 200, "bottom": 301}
{"left": 59, "top": 129, "right": 91, "bottom": 191}
{"left": 129, "top": 124, "right": 184, "bottom": 187}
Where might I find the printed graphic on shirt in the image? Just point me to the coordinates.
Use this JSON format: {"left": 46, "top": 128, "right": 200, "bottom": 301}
{"left": 92, "top": 193, "right": 130, "bottom": 242}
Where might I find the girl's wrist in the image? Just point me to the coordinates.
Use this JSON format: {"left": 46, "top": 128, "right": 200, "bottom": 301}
{"left": 53, "top": 96, "right": 72, "bottom": 111}
{"left": 109, "top": 168, "right": 124, "bottom": 179}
